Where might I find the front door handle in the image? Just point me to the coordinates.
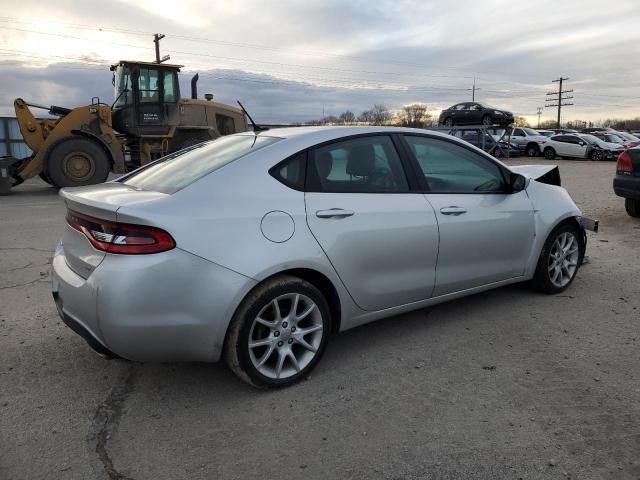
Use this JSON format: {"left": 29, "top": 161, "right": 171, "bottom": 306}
{"left": 440, "top": 206, "right": 467, "bottom": 216}
{"left": 316, "top": 208, "right": 355, "bottom": 218}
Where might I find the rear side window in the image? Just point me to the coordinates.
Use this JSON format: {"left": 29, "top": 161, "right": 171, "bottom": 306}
{"left": 307, "top": 136, "right": 408, "bottom": 193}
{"left": 121, "top": 135, "right": 280, "bottom": 193}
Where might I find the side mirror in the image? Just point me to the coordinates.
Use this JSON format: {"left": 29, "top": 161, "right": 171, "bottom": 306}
{"left": 579, "top": 141, "right": 585, "bottom": 146}
{"left": 510, "top": 173, "right": 527, "bottom": 192}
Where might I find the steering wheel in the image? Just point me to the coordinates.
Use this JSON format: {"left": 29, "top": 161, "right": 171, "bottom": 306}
{"left": 369, "top": 167, "right": 394, "bottom": 189}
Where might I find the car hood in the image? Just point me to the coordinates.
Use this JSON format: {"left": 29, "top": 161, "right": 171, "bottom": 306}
{"left": 596, "top": 141, "right": 623, "bottom": 149}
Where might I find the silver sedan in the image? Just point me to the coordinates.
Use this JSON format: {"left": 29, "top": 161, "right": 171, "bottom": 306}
{"left": 52, "top": 127, "right": 597, "bottom": 388}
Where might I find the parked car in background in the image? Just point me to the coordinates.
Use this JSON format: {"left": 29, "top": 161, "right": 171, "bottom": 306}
{"left": 581, "top": 127, "right": 616, "bottom": 134}
{"left": 537, "top": 130, "right": 555, "bottom": 137}
{"left": 510, "top": 127, "right": 550, "bottom": 157}
{"left": 438, "top": 102, "right": 514, "bottom": 127}
{"left": 590, "top": 132, "right": 633, "bottom": 149}
{"left": 579, "top": 134, "right": 625, "bottom": 161}
{"left": 542, "top": 134, "right": 591, "bottom": 160}
{"left": 51, "top": 126, "right": 596, "bottom": 387}
{"left": 551, "top": 129, "right": 579, "bottom": 134}
{"left": 450, "top": 130, "right": 520, "bottom": 158}
{"left": 613, "top": 131, "right": 640, "bottom": 147}
{"left": 613, "top": 147, "right": 640, "bottom": 217}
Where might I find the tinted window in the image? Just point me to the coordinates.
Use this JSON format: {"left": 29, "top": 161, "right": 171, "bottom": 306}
{"left": 121, "top": 135, "right": 280, "bottom": 193}
{"left": 216, "top": 114, "right": 236, "bottom": 135}
{"left": 404, "top": 136, "right": 506, "bottom": 193}
{"left": 309, "top": 136, "right": 408, "bottom": 193}
{"left": 271, "top": 152, "right": 306, "bottom": 190}
{"left": 455, "top": 104, "right": 467, "bottom": 111}
{"left": 513, "top": 129, "right": 525, "bottom": 137}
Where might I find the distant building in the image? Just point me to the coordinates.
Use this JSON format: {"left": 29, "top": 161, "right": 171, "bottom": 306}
{"left": 0, "top": 117, "right": 32, "bottom": 159}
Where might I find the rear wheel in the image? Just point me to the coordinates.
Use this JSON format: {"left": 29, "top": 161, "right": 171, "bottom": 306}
{"left": 224, "top": 275, "right": 332, "bottom": 388}
{"left": 443, "top": 118, "right": 453, "bottom": 127}
{"left": 482, "top": 115, "right": 492, "bottom": 126}
{"left": 45, "top": 136, "right": 110, "bottom": 188}
{"left": 526, "top": 143, "right": 540, "bottom": 157}
{"left": 625, "top": 198, "right": 640, "bottom": 217}
{"left": 544, "top": 147, "right": 556, "bottom": 160}
{"left": 590, "top": 149, "right": 604, "bottom": 161}
{"left": 531, "top": 223, "right": 583, "bottom": 294}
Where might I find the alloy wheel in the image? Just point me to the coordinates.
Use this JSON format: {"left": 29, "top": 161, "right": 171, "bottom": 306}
{"left": 547, "top": 232, "right": 580, "bottom": 288}
{"left": 248, "top": 293, "right": 324, "bottom": 380}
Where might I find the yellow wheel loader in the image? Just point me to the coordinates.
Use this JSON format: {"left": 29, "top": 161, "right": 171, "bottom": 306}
{"left": 1, "top": 60, "right": 247, "bottom": 194}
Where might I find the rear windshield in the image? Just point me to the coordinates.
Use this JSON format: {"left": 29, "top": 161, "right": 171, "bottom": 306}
{"left": 120, "top": 135, "right": 281, "bottom": 193}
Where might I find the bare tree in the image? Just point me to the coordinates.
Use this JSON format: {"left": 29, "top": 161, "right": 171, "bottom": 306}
{"left": 397, "top": 103, "right": 432, "bottom": 128}
{"left": 358, "top": 109, "right": 374, "bottom": 124}
{"left": 371, "top": 104, "right": 392, "bottom": 125}
{"left": 513, "top": 116, "right": 530, "bottom": 127}
{"left": 339, "top": 110, "right": 356, "bottom": 124}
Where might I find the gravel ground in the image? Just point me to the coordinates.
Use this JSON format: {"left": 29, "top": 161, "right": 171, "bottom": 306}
{"left": 1, "top": 159, "right": 639, "bottom": 480}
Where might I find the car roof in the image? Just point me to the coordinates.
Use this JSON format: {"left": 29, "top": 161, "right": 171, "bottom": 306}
{"left": 235, "top": 125, "right": 456, "bottom": 142}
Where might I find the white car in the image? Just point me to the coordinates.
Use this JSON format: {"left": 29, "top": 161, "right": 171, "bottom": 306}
{"left": 510, "top": 127, "right": 550, "bottom": 157}
{"left": 543, "top": 134, "right": 590, "bottom": 160}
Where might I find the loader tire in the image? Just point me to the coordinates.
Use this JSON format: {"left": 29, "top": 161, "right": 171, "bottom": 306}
{"left": 39, "top": 172, "right": 54, "bottom": 186}
{"left": 45, "top": 136, "right": 110, "bottom": 188}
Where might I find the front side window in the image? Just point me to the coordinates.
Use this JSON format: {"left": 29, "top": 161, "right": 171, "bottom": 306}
{"left": 404, "top": 135, "right": 506, "bottom": 193}
{"left": 113, "top": 66, "right": 132, "bottom": 108}
{"left": 513, "top": 128, "right": 525, "bottom": 137}
{"left": 308, "top": 136, "right": 408, "bottom": 193}
{"left": 121, "top": 134, "right": 281, "bottom": 193}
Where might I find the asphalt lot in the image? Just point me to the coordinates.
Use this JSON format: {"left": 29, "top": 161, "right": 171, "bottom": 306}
{"left": 1, "top": 158, "right": 639, "bottom": 480}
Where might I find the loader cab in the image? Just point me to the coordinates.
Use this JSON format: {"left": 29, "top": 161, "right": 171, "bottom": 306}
{"left": 111, "top": 61, "right": 182, "bottom": 136}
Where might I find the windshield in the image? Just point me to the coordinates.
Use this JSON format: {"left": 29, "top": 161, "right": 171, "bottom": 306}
{"left": 605, "top": 134, "right": 624, "bottom": 143}
{"left": 121, "top": 135, "right": 281, "bottom": 194}
{"left": 579, "top": 134, "right": 599, "bottom": 145}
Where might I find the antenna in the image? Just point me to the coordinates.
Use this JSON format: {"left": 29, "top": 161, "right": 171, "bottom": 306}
{"left": 237, "top": 101, "right": 269, "bottom": 132}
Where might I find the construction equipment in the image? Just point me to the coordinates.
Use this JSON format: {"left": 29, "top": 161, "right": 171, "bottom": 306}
{"left": 4, "top": 36, "right": 248, "bottom": 193}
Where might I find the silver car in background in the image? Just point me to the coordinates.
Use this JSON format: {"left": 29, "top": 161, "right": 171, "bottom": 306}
{"left": 52, "top": 127, "right": 597, "bottom": 388}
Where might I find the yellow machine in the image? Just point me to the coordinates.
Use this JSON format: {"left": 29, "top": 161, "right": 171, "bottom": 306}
{"left": 4, "top": 58, "right": 247, "bottom": 192}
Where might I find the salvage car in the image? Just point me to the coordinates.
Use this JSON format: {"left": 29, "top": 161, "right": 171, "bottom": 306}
{"left": 438, "top": 102, "right": 514, "bottom": 127}
{"left": 613, "top": 147, "right": 640, "bottom": 217}
{"left": 543, "top": 134, "right": 590, "bottom": 160}
{"left": 52, "top": 127, "right": 597, "bottom": 388}
{"left": 580, "top": 134, "right": 624, "bottom": 161}
{"left": 510, "top": 127, "right": 550, "bottom": 157}
{"left": 450, "top": 130, "right": 520, "bottom": 158}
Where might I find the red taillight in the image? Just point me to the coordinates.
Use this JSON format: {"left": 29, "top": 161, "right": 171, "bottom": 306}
{"left": 66, "top": 210, "right": 175, "bottom": 254}
{"left": 616, "top": 151, "right": 633, "bottom": 174}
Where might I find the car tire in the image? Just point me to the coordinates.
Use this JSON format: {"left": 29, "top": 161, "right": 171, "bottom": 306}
{"left": 526, "top": 144, "right": 540, "bottom": 157}
{"left": 443, "top": 118, "right": 453, "bottom": 127}
{"left": 544, "top": 147, "right": 556, "bottom": 160}
{"left": 531, "top": 223, "right": 583, "bottom": 294}
{"left": 625, "top": 198, "right": 640, "bottom": 218}
{"left": 224, "top": 275, "right": 332, "bottom": 388}
{"left": 482, "top": 115, "right": 492, "bottom": 126}
{"left": 590, "top": 149, "right": 604, "bottom": 161}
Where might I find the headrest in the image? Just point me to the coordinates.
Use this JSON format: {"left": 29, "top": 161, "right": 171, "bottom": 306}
{"left": 316, "top": 151, "right": 333, "bottom": 179}
{"left": 346, "top": 144, "right": 375, "bottom": 177}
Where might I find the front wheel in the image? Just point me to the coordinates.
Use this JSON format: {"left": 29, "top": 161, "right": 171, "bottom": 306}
{"left": 443, "top": 118, "right": 453, "bottom": 127}
{"left": 482, "top": 115, "right": 492, "bottom": 126}
{"left": 625, "top": 198, "right": 640, "bottom": 217}
{"left": 531, "top": 224, "right": 583, "bottom": 294}
{"left": 44, "top": 136, "right": 110, "bottom": 188}
{"left": 224, "top": 276, "right": 332, "bottom": 388}
{"left": 544, "top": 147, "right": 556, "bottom": 160}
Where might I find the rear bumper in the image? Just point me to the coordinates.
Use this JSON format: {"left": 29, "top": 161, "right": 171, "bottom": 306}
{"left": 51, "top": 242, "right": 257, "bottom": 363}
{"left": 614, "top": 175, "right": 640, "bottom": 199}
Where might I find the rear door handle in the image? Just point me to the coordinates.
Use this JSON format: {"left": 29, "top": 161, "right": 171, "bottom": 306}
{"left": 316, "top": 208, "right": 355, "bottom": 218}
{"left": 440, "top": 206, "right": 467, "bottom": 216}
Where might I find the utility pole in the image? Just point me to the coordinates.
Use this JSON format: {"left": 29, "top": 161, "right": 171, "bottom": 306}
{"left": 545, "top": 77, "right": 573, "bottom": 128}
{"left": 536, "top": 107, "right": 543, "bottom": 128}
{"left": 153, "top": 34, "right": 170, "bottom": 63}
{"left": 466, "top": 77, "right": 481, "bottom": 101}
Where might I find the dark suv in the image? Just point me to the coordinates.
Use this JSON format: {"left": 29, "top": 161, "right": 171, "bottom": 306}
{"left": 438, "top": 102, "right": 514, "bottom": 127}
{"left": 613, "top": 147, "right": 640, "bottom": 217}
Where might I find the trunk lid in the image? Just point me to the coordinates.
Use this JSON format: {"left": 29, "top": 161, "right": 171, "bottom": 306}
{"left": 59, "top": 183, "right": 169, "bottom": 278}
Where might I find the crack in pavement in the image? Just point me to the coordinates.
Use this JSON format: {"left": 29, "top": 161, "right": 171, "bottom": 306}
{"left": 87, "top": 363, "right": 137, "bottom": 480}
{"left": 0, "top": 278, "right": 50, "bottom": 290}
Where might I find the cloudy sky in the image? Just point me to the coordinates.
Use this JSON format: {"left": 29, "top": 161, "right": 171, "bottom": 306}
{"left": 1, "top": 0, "right": 639, "bottom": 125}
